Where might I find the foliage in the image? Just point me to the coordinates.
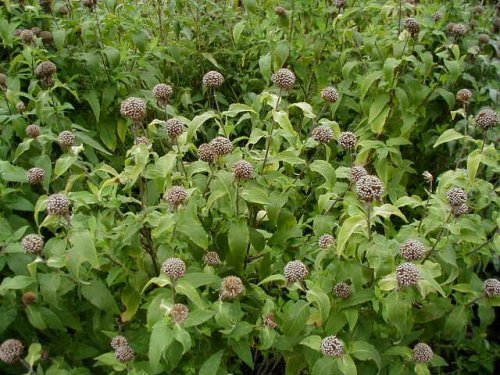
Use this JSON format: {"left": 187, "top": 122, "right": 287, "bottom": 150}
{"left": 0, "top": 0, "right": 499, "bottom": 374}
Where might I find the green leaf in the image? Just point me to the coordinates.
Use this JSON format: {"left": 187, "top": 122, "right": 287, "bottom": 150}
{"left": 69, "top": 230, "right": 99, "bottom": 269}
{"left": 383, "top": 58, "right": 401, "bottom": 82}
{"left": 76, "top": 132, "right": 111, "bottom": 155}
{"left": 0, "top": 276, "right": 35, "bottom": 295}
{"left": 231, "top": 339, "right": 253, "bottom": 369}
{"left": 372, "top": 204, "right": 407, "bottom": 222}
{"left": 0, "top": 161, "right": 26, "bottom": 182}
{"left": 178, "top": 209, "right": 208, "bottom": 249}
{"left": 82, "top": 91, "right": 101, "bottom": 122}
{"left": 306, "top": 286, "right": 331, "bottom": 326}
{"left": 289, "top": 102, "right": 316, "bottom": 118}
{"left": 227, "top": 219, "right": 249, "bottom": 273}
{"left": 273, "top": 110, "right": 296, "bottom": 136}
{"left": 232, "top": 21, "right": 245, "bottom": 45}
{"left": 54, "top": 154, "right": 78, "bottom": 178}
{"left": 25, "top": 343, "right": 42, "bottom": 367}
{"left": 202, "top": 53, "right": 221, "bottom": 69}
{"left": 312, "top": 357, "right": 337, "bottom": 375}
{"left": 259, "top": 53, "right": 272, "bottom": 81}
{"left": 350, "top": 341, "right": 381, "bottom": 370}
{"left": 223, "top": 103, "right": 257, "bottom": 117}
{"left": 188, "top": 111, "right": 216, "bottom": 140}
{"left": 467, "top": 149, "right": 482, "bottom": 184}
{"left": 258, "top": 274, "right": 286, "bottom": 285}
{"left": 149, "top": 319, "right": 173, "bottom": 369}
{"left": 337, "top": 214, "right": 367, "bottom": 256}
{"left": 81, "top": 279, "right": 119, "bottom": 314}
{"left": 368, "top": 94, "right": 390, "bottom": 135}
{"left": 173, "top": 324, "right": 192, "bottom": 353}
{"left": 300, "top": 335, "right": 322, "bottom": 351}
{"left": 338, "top": 355, "right": 357, "bottom": 375}
{"left": 433, "top": 129, "right": 464, "bottom": 148}
{"left": 360, "top": 71, "right": 383, "bottom": 98}
{"left": 310, "top": 160, "right": 336, "bottom": 190}
{"left": 241, "top": 186, "right": 271, "bottom": 205}
{"left": 199, "top": 350, "right": 224, "bottom": 375}
{"left": 175, "top": 280, "right": 205, "bottom": 309}
{"left": 415, "top": 363, "right": 431, "bottom": 375}
{"left": 13, "top": 138, "right": 33, "bottom": 161}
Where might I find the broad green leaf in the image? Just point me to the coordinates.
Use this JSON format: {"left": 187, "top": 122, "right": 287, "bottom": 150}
{"left": 149, "top": 320, "right": 172, "bottom": 369}
{"left": 0, "top": 161, "right": 26, "bottom": 182}
{"left": 227, "top": 219, "right": 249, "bottom": 273}
{"left": 54, "top": 154, "right": 78, "bottom": 178}
{"left": 433, "top": 129, "right": 464, "bottom": 148}
{"left": 175, "top": 280, "right": 205, "bottom": 309}
{"left": 0, "top": 276, "right": 35, "bottom": 295}
{"left": 310, "top": 160, "right": 336, "bottom": 190}
{"left": 81, "top": 279, "right": 119, "bottom": 314}
{"left": 306, "top": 286, "right": 331, "bottom": 326}
{"left": 258, "top": 274, "right": 286, "bottom": 285}
{"left": 337, "top": 214, "right": 367, "bottom": 256}
{"left": 188, "top": 111, "right": 216, "bottom": 139}
{"left": 202, "top": 53, "right": 221, "bottom": 69}
{"left": 232, "top": 21, "right": 245, "bottom": 45}
{"left": 368, "top": 94, "right": 390, "bottom": 135}
{"left": 467, "top": 149, "right": 482, "bottom": 184}
{"left": 350, "top": 341, "right": 381, "bottom": 370}
{"left": 273, "top": 110, "right": 296, "bottom": 136}
{"left": 311, "top": 357, "right": 337, "bottom": 375}
{"left": 289, "top": 102, "right": 316, "bottom": 118}
{"left": 338, "top": 355, "right": 357, "bottom": 375}
{"left": 259, "top": 53, "right": 272, "bottom": 81}
{"left": 223, "top": 103, "right": 257, "bottom": 117}
{"left": 415, "top": 363, "right": 431, "bottom": 375}
{"left": 241, "top": 186, "right": 271, "bottom": 205}
{"left": 82, "top": 91, "right": 101, "bottom": 122}
{"left": 77, "top": 132, "right": 111, "bottom": 155}
{"left": 25, "top": 343, "right": 42, "bottom": 367}
{"left": 174, "top": 324, "right": 192, "bottom": 353}
{"left": 69, "top": 230, "right": 99, "bottom": 269}
{"left": 178, "top": 209, "right": 208, "bottom": 249}
{"left": 373, "top": 204, "right": 407, "bottom": 222}
{"left": 199, "top": 350, "right": 224, "bottom": 375}
{"left": 300, "top": 335, "right": 322, "bottom": 351}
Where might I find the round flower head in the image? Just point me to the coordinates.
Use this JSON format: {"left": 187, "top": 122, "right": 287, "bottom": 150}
{"left": 263, "top": 313, "right": 278, "bottom": 328}
{"left": 58, "top": 5, "right": 69, "bottom": 15}
{"left": 338, "top": 131, "right": 357, "bottom": 150}
{"left": 20, "top": 29, "right": 34, "bottom": 44}
{"left": 220, "top": 276, "right": 245, "bottom": 300}
{"left": 46, "top": 193, "right": 70, "bottom": 216}
{"left": 26, "top": 124, "right": 41, "bottom": 139}
{"left": 110, "top": 336, "right": 129, "bottom": 350}
{"left": 456, "top": 89, "right": 472, "bottom": 104}
{"left": 161, "top": 258, "right": 186, "bottom": 280}
{"left": 275, "top": 6, "right": 286, "bottom": 16}
{"left": 284, "top": 260, "right": 308, "bottom": 283}
{"left": 58, "top": 130, "right": 75, "bottom": 148}
{"left": 134, "top": 136, "right": 151, "bottom": 146}
{"left": 233, "top": 160, "right": 253, "bottom": 180}
{"left": 197, "top": 143, "right": 215, "bottom": 163}
{"left": 21, "top": 234, "right": 44, "bottom": 254}
{"left": 311, "top": 125, "right": 333, "bottom": 143}
{"left": 120, "top": 97, "right": 146, "bottom": 122}
{"left": 483, "top": 278, "right": 500, "bottom": 298}
{"left": 475, "top": 108, "right": 497, "bottom": 130}
{"left": 478, "top": 34, "right": 490, "bottom": 44}
{"left": 321, "top": 87, "right": 339, "bottom": 103}
{"left": 447, "top": 23, "right": 456, "bottom": 33}
{"left": 0, "top": 339, "right": 24, "bottom": 364}
{"left": 413, "top": 343, "right": 433, "bottom": 363}
{"left": 16, "top": 101, "right": 26, "bottom": 113}
{"left": 422, "top": 170, "right": 433, "bottom": 183}
{"left": 432, "top": 12, "right": 443, "bottom": 22}
{"left": 35, "top": 61, "right": 56, "bottom": 77}
{"left": 40, "top": 31, "right": 53, "bottom": 45}
{"left": 153, "top": 83, "right": 173, "bottom": 106}
{"left": 83, "top": 0, "right": 97, "bottom": 10}
{"left": 320, "top": 336, "right": 344, "bottom": 357}
{"left": 22, "top": 291, "right": 37, "bottom": 305}
{"left": 164, "top": 118, "right": 185, "bottom": 140}
{"left": 451, "top": 23, "right": 467, "bottom": 38}
{"left": 396, "top": 262, "right": 420, "bottom": 287}
{"left": 404, "top": 18, "right": 420, "bottom": 37}
{"left": 204, "top": 251, "right": 221, "bottom": 266}
{"left": 170, "top": 303, "right": 189, "bottom": 324}
{"left": 0, "top": 73, "right": 6, "bottom": 91}
{"left": 272, "top": 68, "right": 295, "bottom": 91}
{"left": 400, "top": 240, "right": 425, "bottom": 261}
{"left": 209, "top": 136, "right": 233, "bottom": 156}
{"left": 334, "top": 0, "right": 346, "bottom": 7}
{"left": 446, "top": 187, "right": 467, "bottom": 207}
{"left": 356, "top": 175, "right": 384, "bottom": 202}
{"left": 115, "top": 345, "right": 134, "bottom": 363}
{"left": 163, "top": 186, "right": 187, "bottom": 207}
{"left": 318, "top": 234, "right": 335, "bottom": 249}
{"left": 334, "top": 282, "right": 351, "bottom": 299}
{"left": 27, "top": 167, "right": 44, "bottom": 185}
{"left": 453, "top": 203, "right": 469, "bottom": 216}
{"left": 203, "top": 71, "right": 224, "bottom": 89}
{"left": 351, "top": 166, "right": 368, "bottom": 183}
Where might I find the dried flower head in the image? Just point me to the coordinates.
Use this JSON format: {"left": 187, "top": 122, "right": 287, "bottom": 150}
{"left": 22, "top": 291, "right": 37, "bottom": 305}
{"left": 456, "top": 89, "right": 472, "bottom": 104}
{"left": 284, "top": 260, "right": 308, "bottom": 283}
{"left": 16, "top": 101, "right": 26, "bottom": 113}
{"left": 110, "top": 336, "right": 129, "bottom": 350}
{"left": 58, "top": 5, "right": 69, "bottom": 15}
{"left": 396, "top": 262, "right": 420, "bottom": 287}
{"left": 0, "top": 339, "right": 24, "bottom": 364}
{"left": 115, "top": 345, "right": 134, "bottom": 363}
{"left": 153, "top": 83, "right": 173, "bottom": 106}
{"left": 404, "top": 18, "right": 420, "bottom": 37}
{"left": 475, "top": 108, "right": 497, "bottom": 130}
{"left": 356, "top": 175, "right": 384, "bottom": 202}
{"left": 311, "top": 125, "right": 334, "bottom": 144}
{"left": 220, "top": 276, "right": 245, "bottom": 300}
{"left": 263, "top": 313, "right": 278, "bottom": 328}
{"left": 27, "top": 167, "right": 44, "bottom": 185}
{"left": 334, "top": 0, "right": 346, "bottom": 7}
{"left": 20, "top": 29, "right": 35, "bottom": 44}
{"left": 165, "top": 118, "right": 185, "bottom": 139}
{"left": 170, "top": 303, "right": 189, "bottom": 324}
{"left": 233, "top": 160, "right": 254, "bottom": 180}
{"left": 83, "top": 0, "right": 97, "bottom": 10}
{"left": 447, "top": 23, "right": 456, "bottom": 33}
{"left": 351, "top": 166, "right": 368, "bottom": 183}
{"left": 453, "top": 203, "right": 469, "bottom": 216}
{"left": 161, "top": 258, "right": 186, "bottom": 280}
{"left": 35, "top": 61, "right": 56, "bottom": 77}
{"left": 338, "top": 131, "right": 357, "bottom": 150}
{"left": 422, "top": 171, "right": 433, "bottom": 183}
{"left": 203, "top": 71, "right": 224, "bottom": 89}
{"left": 163, "top": 186, "right": 187, "bottom": 207}
{"left": 21, "top": 234, "right": 44, "bottom": 254}
{"left": 26, "top": 124, "right": 41, "bottom": 139}
{"left": 204, "top": 251, "right": 221, "bottom": 266}
{"left": 0, "top": 73, "right": 7, "bottom": 91}
{"left": 209, "top": 136, "right": 233, "bottom": 156}
{"left": 272, "top": 68, "right": 295, "bottom": 91}
{"left": 120, "top": 97, "right": 146, "bottom": 122}
{"left": 46, "top": 193, "right": 70, "bottom": 216}
{"left": 451, "top": 23, "right": 468, "bottom": 38}
{"left": 318, "top": 234, "right": 335, "bottom": 249}
{"left": 413, "top": 343, "right": 433, "bottom": 363}
{"left": 197, "top": 143, "right": 215, "bottom": 163}
{"left": 478, "top": 34, "right": 490, "bottom": 44}
{"left": 334, "top": 282, "right": 351, "bottom": 299}
{"left": 134, "top": 136, "right": 151, "bottom": 146}
{"left": 446, "top": 187, "right": 467, "bottom": 207}
{"left": 275, "top": 6, "right": 286, "bottom": 16}
{"left": 321, "top": 87, "right": 339, "bottom": 103}
{"left": 58, "top": 130, "right": 75, "bottom": 148}
{"left": 40, "top": 31, "right": 53, "bottom": 44}
{"left": 432, "top": 12, "right": 443, "bottom": 22}
{"left": 320, "top": 336, "right": 344, "bottom": 357}
{"left": 400, "top": 240, "right": 425, "bottom": 261}
{"left": 483, "top": 278, "right": 500, "bottom": 298}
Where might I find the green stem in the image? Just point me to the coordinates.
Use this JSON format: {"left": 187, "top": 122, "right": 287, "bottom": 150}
{"left": 235, "top": 180, "right": 240, "bottom": 217}
{"left": 423, "top": 211, "right": 453, "bottom": 261}
{"left": 366, "top": 202, "right": 372, "bottom": 242}
{"left": 417, "top": 180, "right": 433, "bottom": 233}
{"left": 175, "top": 138, "right": 188, "bottom": 180}
{"left": 262, "top": 90, "right": 282, "bottom": 171}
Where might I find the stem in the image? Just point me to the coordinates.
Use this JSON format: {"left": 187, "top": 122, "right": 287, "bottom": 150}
{"left": 367, "top": 202, "right": 372, "bottom": 242}
{"left": 156, "top": 0, "right": 165, "bottom": 44}
{"left": 480, "top": 131, "right": 487, "bottom": 153}
{"left": 94, "top": 8, "right": 112, "bottom": 83}
{"left": 235, "top": 180, "right": 240, "bottom": 217}
{"left": 262, "top": 90, "right": 282, "bottom": 170}
{"left": 455, "top": 103, "right": 469, "bottom": 169}
{"left": 423, "top": 211, "right": 453, "bottom": 261}
{"left": 466, "top": 234, "right": 496, "bottom": 256}
{"left": 213, "top": 90, "right": 227, "bottom": 136}
{"left": 397, "top": 0, "right": 402, "bottom": 37}
{"left": 20, "top": 359, "right": 33, "bottom": 374}
{"left": 203, "top": 164, "right": 215, "bottom": 196}
{"left": 289, "top": 0, "right": 295, "bottom": 44}
{"left": 175, "top": 138, "right": 188, "bottom": 180}
{"left": 417, "top": 180, "right": 433, "bottom": 233}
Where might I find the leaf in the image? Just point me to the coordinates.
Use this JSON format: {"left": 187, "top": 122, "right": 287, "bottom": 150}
{"left": 350, "top": 341, "right": 381, "bottom": 370}
{"left": 82, "top": 91, "right": 101, "bottom": 122}
{"left": 178, "top": 210, "right": 208, "bottom": 249}
{"left": 300, "top": 335, "right": 322, "bottom": 351}
{"left": 338, "top": 355, "right": 357, "bottom": 375}
{"left": 372, "top": 204, "right": 407, "bottom": 222}
{"left": 223, "top": 103, "right": 257, "bottom": 117}
{"left": 25, "top": 343, "right": 42, "bottom": 367}
{"left": 467, "top": 149, "right": 482, "bottom": 184}
{"left": 188, "top": 111, "right": 216, "bottom": 139}
{"left": 306, "top": 286, "right": 331, "bottom": 326}
{"left": 360, "top": 71, "right": 383, "bottom": 98}
{"left": 311, "top": 357, "right": 337, "bottom": 375}
{"left": 69, "top": 230, "right": 99, "bottom": 269}
{"left": 273, "top": 110, "right": 296, "bottom": 136}
{"left": 231, "top": 339, "right": 253, "bottom": 369}
{"left": 289, "top": 102, "right": 316, "bottom": 118}
{"left": 13, "top": 138, "right": 33, "bottom": 161}
{"left": 259, "top": 53, "right": 272, "bottom": 81}
{"left": 258, "top": 274, "right": 286, "bottom": 285}
{"left": 199, "top": 350, "right": 224, "bottom": 375}
{"left": 368, "top": 94, "right": 390, "bottom": 135}
{"left": 433, "top": 129, "right": 464, "bottom": 148}
{"left": 383, "top": 58, "right": 401, "bottom": 82}
{"left": 232, "top": 21, "right": 245, "bottom": 45}
{"left": 175, "top": 280, "right": 205, "bottom": 309}
{"left": 81, "top": 279, "right": 119, "bottom": 314}
{"left": 149, "top": 320, "right": 172, "bottom": 369}
{"left": 0, "top": 161, "right": 26, "bottom": 182}
{"left": 54, "top": 154, "right": 78, "bottom": 178}
{"left": 202, "top": 53, "right": 221, "bottom": 69}
{"left": 310, "top": 160, "right": 336, "bottom": 190}
{"left": 241, "top": 186, "right": 271, "bottom": 205}
{"left": 76, "top": 132, "right": 111, "bottom": 155}
{"left": 0, "top": 276, "right": 35, "bottom": 295}
{"left": 227, "top": 219, "right": 249, "bottom": 273}
{"left": 336, "top": 214, "right": 367, "bottom": 256}
{"left": 415, "top": 363, "right": 431, "bottom": 375}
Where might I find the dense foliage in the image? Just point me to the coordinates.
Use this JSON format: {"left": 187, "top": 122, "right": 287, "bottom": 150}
{"left": 0, "top": 0, "right": 499, "bottom": 374}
